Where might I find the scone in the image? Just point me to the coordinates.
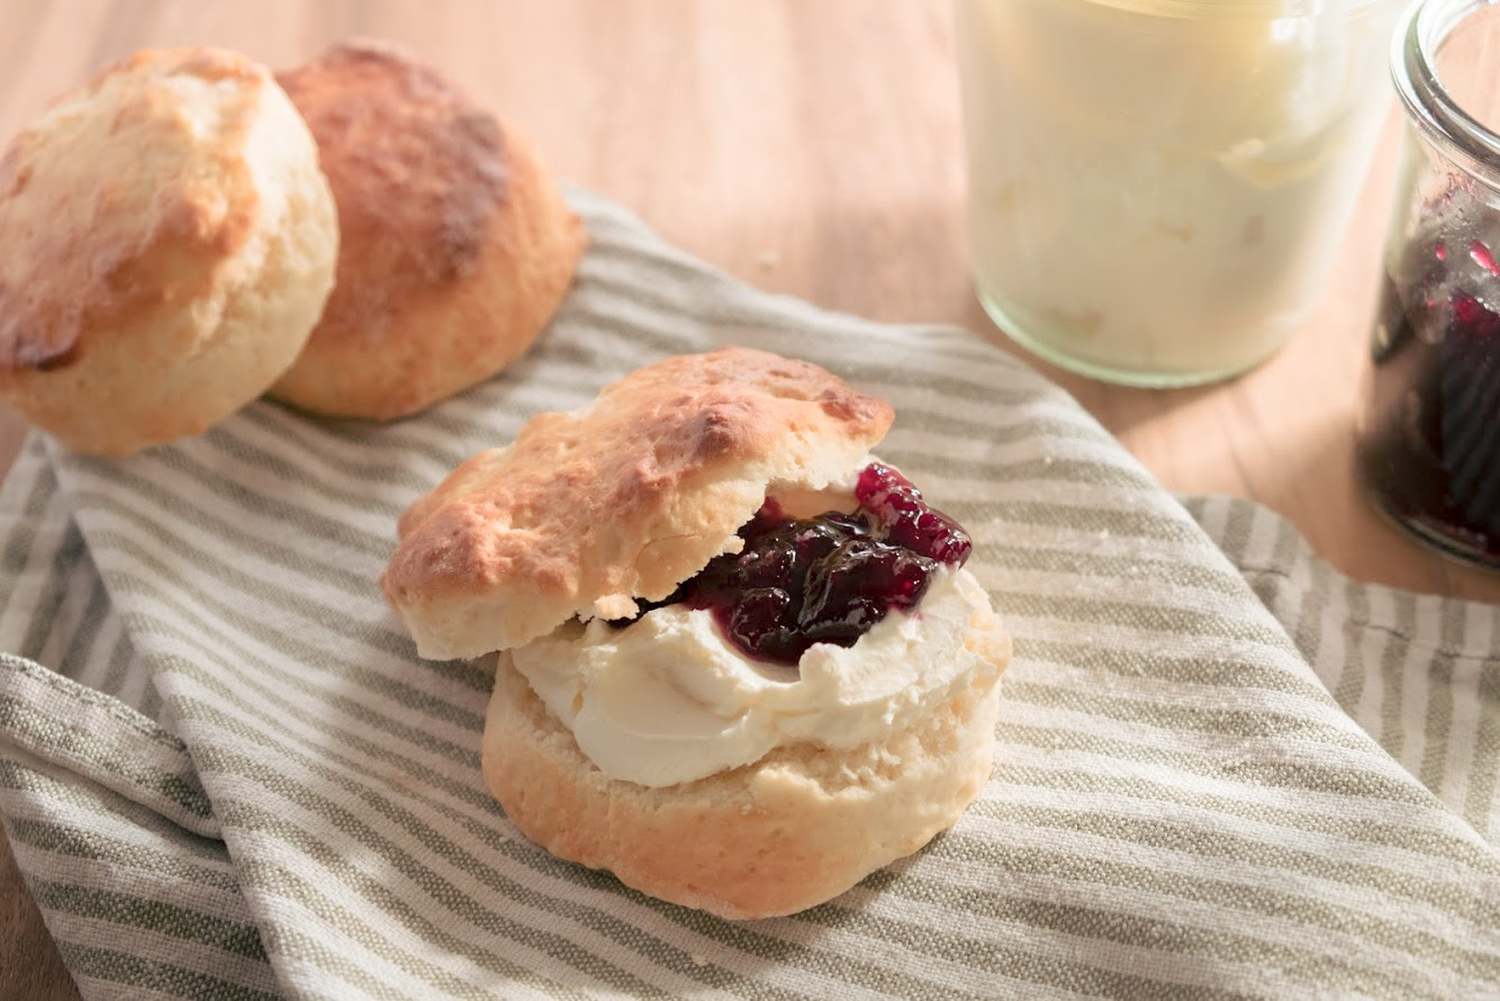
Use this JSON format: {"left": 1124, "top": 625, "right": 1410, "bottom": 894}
{"left": 383, "top": 348, "right": 1011, "bottom": 918}
{"left": 0, "top": 48, "right": 338, "bottom": 456}
{"left": 271, "top": 41, "right": 586, "bottom": 420}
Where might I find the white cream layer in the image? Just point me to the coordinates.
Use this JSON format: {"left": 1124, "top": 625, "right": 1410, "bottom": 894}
{"left": 511, "top": 566, "right": 997, "bottom": 788}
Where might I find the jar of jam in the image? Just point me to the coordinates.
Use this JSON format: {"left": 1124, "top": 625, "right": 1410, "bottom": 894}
{"left": 1356, "top": 0, "right": 1500, "bottom": 567}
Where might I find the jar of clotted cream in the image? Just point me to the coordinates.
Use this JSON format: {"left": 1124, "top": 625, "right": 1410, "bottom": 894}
{"left": 955, "top": 0, "right": 1403, "bottom": 387}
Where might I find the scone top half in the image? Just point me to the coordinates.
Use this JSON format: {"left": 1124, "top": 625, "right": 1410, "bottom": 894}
{"left": 382, "top": 347, "right": 893, "bottom": 660}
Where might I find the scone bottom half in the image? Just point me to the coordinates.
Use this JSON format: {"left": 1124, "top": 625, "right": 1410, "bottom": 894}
{"left": 483, "top": 641, "right": 1005, "bottom": 920}
{"left": 383, "top": 348, "right": 1012, "bottom": 918}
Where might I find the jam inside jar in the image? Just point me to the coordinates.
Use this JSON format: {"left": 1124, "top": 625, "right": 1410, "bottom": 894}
{"left": 1355, "top": 0, "right": 1500, "bottom": 567}
{"left": 1358, "top": 229, "right": 1500, "bottom": 562}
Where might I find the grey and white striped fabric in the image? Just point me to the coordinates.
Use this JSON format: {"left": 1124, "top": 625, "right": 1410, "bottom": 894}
{"left": 1, "top": 190, "right": 1497, "bottom": 1000}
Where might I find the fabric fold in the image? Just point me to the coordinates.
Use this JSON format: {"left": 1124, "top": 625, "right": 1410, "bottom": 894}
{"left": 0, "top": 653, "right": 216, "bottom": 839}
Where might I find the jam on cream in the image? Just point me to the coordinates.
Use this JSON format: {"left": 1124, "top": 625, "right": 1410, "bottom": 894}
{"left": 609, "top": 463, "right": 973, "bottom": 665}
{"left": 511, "top": 464, "right": 1000, "bottom": 788}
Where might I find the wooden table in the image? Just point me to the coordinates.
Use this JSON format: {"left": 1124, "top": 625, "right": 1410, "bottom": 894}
{"left": 3, "top": 2, "right": 1497, "bottom": 997}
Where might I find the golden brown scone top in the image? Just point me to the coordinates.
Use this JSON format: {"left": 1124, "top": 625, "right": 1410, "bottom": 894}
{"left": 0, "top": 48, "right": 267, "bottom": 372}
{"left": 382, "top": 347, "right": 895, "bottom": 659}
{"left": 277, "top": 40, "right": 507, "bottom": 342}
{"left": 271, "top": 39, "right": 583, "bottom": 421}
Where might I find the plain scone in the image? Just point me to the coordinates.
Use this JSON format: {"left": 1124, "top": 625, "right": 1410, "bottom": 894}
{"left": 0, "top": 48, "right": 338, "bottom": 456}
{"left": 384, "top": 347, "right": 1011, "bottom": 918}
{"left": 271, "top": 41, "right": 586, "bottom": 420}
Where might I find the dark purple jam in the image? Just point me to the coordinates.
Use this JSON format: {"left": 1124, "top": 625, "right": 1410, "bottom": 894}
{"left": 613, "top": 463, "right": 973, "bottom": 665}
{"left": 1357, "top": 190, "right": 1500, "bottom": 565}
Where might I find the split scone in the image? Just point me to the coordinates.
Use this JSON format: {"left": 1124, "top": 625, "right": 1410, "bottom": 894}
{"left": 383, "top": 347, "right": 1011, "bottom": 918}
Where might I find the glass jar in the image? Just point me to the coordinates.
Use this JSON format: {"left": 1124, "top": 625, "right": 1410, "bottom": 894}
{"left": 1355, "top": 0, "right": 1500, "bottom": 568}
{"left": 955, "top": 0, "right": 1402, "bottom": 387}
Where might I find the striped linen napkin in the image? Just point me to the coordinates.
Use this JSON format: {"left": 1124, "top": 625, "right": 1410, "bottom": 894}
{"left": 1, "top": 190, "right": 1497, "bottom": 1000}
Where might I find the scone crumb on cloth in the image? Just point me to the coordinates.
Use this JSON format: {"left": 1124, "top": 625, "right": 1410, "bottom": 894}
{"left": 0, "top": 190, "right": 1498, "bottom": 999}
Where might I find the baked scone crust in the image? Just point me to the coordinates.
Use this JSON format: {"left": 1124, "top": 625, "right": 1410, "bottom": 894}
{"left": 271, "top": 41, "right": 586, "bottom": 420}
{"left": 483, "top": 649, "right": 1004, "bottom": 920}
{"left": 382, "top": 347, "right": 894, "bottom": 659}
{"left": 0, "top": 47, "right": 338, "bottom": 456}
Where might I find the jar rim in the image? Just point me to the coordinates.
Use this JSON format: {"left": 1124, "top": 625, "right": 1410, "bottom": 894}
{"left": 1392, "top": 0, "right": 1500, "bottom": 187}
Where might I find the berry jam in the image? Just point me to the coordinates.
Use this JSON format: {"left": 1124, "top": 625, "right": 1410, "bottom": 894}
{"left": 613, "top": 464, "right": 973, "bottom": 665}
{"left": 1357, "top": 195, "right": 1500, "bottom": 565}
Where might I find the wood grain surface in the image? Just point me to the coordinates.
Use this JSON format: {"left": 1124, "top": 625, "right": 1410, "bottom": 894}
{"left": 1, "top": 2, "right": 1497, "bottom": 997}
